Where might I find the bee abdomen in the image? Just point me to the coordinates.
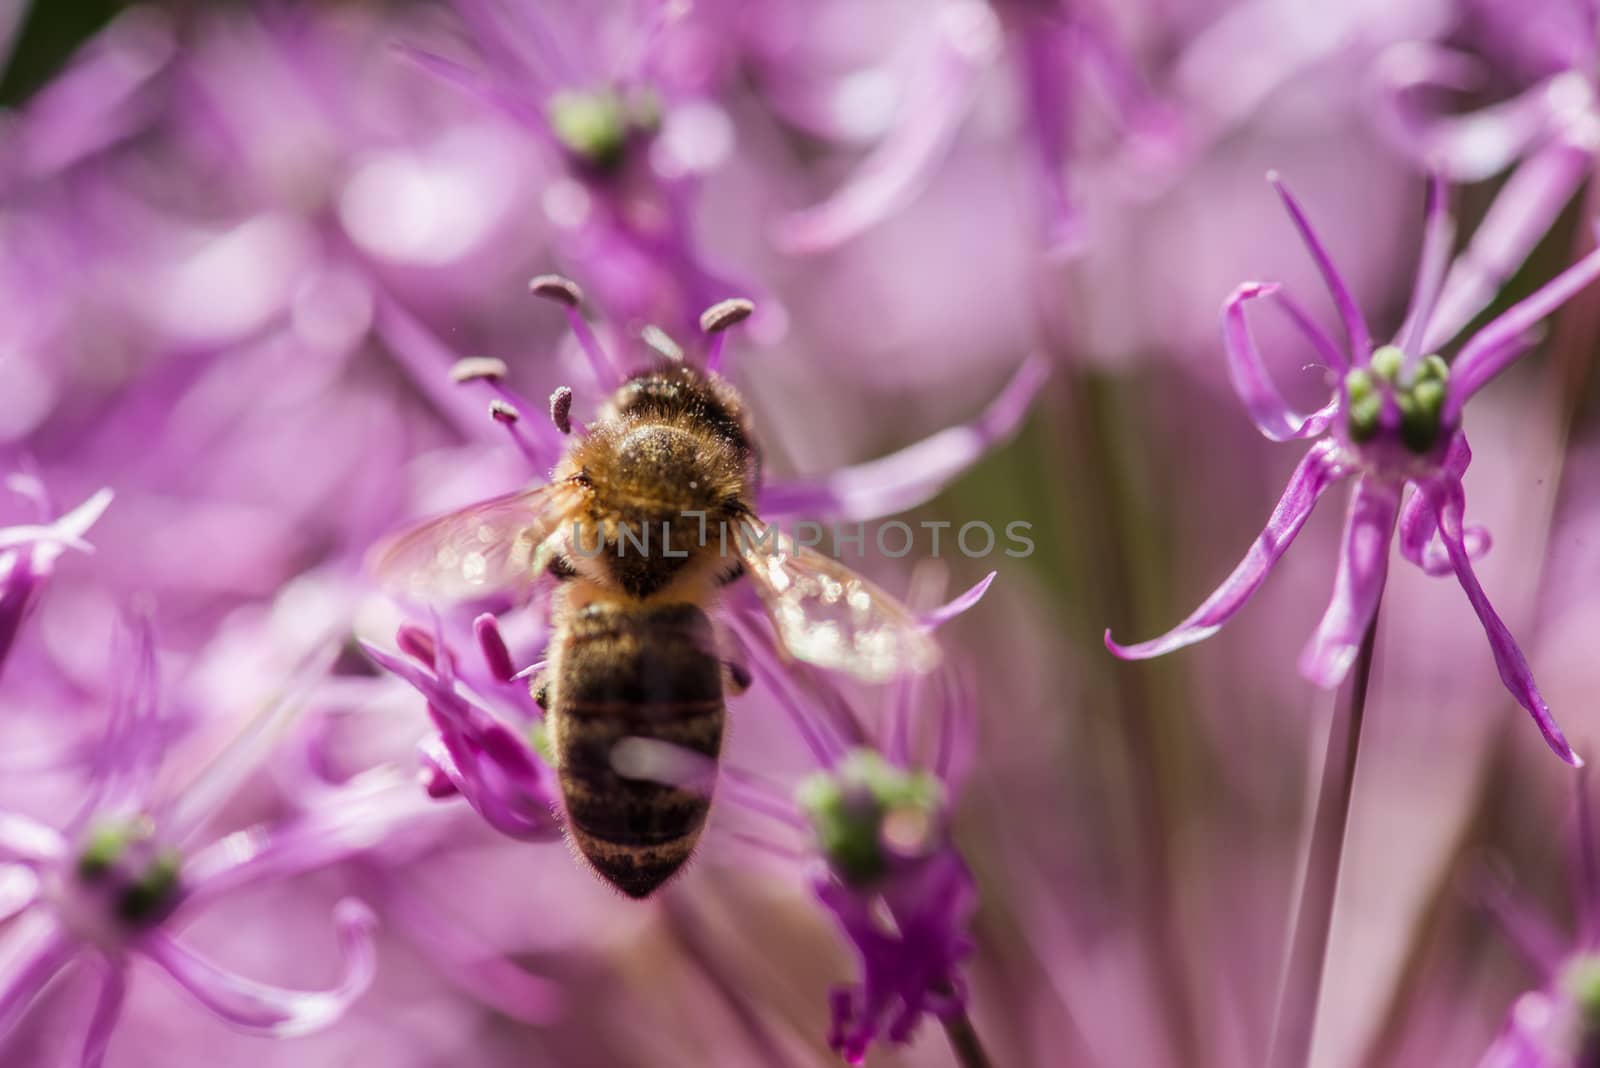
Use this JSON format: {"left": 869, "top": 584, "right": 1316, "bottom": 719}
{"left": 553, "top": 602, "right": 725, "bottom": 898}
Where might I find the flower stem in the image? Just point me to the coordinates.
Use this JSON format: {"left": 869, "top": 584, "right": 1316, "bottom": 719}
{"left": 1268, "top": 612, "right": 1380, "bottom": 1068}
{"left": 941, "top": 1005, "right": 996, "bottom": 1068}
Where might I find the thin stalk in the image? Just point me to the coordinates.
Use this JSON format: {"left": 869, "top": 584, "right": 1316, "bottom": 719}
{"left": 941, "top": 1002, "right": 997, "bottom": 1068}
{"left": 1268, "top": 614, "right": 1380, "bottom": 1068}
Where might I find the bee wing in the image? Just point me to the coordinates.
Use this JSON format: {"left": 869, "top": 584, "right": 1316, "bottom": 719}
{"left": 733, "top": 519, "right": 940, "bottom": 683}
{"left": 370, "top": 484, "right": 571, "bottom": 603}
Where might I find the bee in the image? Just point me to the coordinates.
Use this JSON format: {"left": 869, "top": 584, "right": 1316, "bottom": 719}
{"left": 373, "top": 322, "right": 939, "bottom": 898}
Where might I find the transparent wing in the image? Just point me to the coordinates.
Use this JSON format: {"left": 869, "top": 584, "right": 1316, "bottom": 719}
{"left": 370, "top": 484, "right": 569, "bottom": 603}
{"left": 734, "top": 519, "right": 940, "bottom": 683}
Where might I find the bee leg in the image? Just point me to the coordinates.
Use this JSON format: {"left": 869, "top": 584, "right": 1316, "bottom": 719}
{"left": 531, "top": 669, "right": 552, "bottom": 711}
{"left": 714, "top": 560, "right": 745, "bottom": 587}
{"left": 546, "top": 554, "right": 578, "bottom": 582}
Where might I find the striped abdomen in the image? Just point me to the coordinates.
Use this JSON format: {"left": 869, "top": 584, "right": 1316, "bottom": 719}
{"left": 551, "top": 600, "right": 724, "bottom": 898}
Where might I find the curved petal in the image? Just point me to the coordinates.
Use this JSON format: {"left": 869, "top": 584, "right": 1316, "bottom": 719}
{"left": 1220, "top": 282, "right": 1339, "bottom": 441}
{"left": 143, "top": 899, "right": 379, "bottom": 1037}
{"left": 1423, "top": 135, "right": 1597, "bottom": 354}
{"left": 1376, "top": 46, "right": 1569, "bottom": 181}
{"left": 1423, "top": 477, "right": 1579, "bottom": 766}
{"left": 1397, "top": 172, "right": 1455, "bottom": 357}
{"left": 80, "top": 960, "right": 127, "bottom": 1068}
{"left": 1446, "top": 241, "right": 1600, "bottom": 417}
{"left": 772, "top": 4, "right": 1000, "bottom": 253}
{"left": 1297, "top": 478, "right": 1401, "bottom": 687}
{"left": 1398, "top": 433, "right": 1490, "bottom": 575}
{"left": 920, "top": 571, "right": 995, "bottom": 630}
{"left": 1269, "top": 173, "right": 1372, "bottom": 363}
{"left": 0, "top": 811, "right": 66, "bottom": 865}
{"left": 0, "top": 913, "right": 76, "bottom": 1038}
{"left": 758, "top": 357, "right": 1048, "bottom": 521}
{"left": 180, "top": 769, "right": 445, "bottom": 913}
{"left": 1106, "top": 439, "right": 1349, "bottom": 659}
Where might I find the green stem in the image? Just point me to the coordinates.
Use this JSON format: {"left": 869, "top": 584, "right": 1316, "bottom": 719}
{"left": 1268, "top": 614, "right": 1380, "bottom": 1068}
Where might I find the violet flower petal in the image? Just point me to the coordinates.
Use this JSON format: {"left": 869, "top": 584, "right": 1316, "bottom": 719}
{"left": 1267, "top": 286, "right": 1347, "bottom": 372}
{"left": 0, "top": 811, "right": 67, "bottom": 865}
{"left": 1446, "top": 242, "right": 1600, "bottom": 417}
{"left": 1220, "top": 282, "right": 1339, "bottom": 441}
{"left": 1423, "top": 135, "right": 1597, "bottom": 353}
{"left": 143, "top": 899, "right": 379, "bottom": 1037}
{"left": 1377, "top": 47, "right": 1568, "bottom": 182}
{"left": 1298, "top": 477, "right": 1402, "bottom": 688}
{"left": 772, "top": 4, "right": 1000, "bottom": 253}
{"left": 1398, "top": 433, "right": 1489, "bottom": 576}
{"left": 1397, "top": 172, "right": 1455, "bottom": 358}
{"left": 79, "top": 961, "right": 127, "bottom": 1068}
{"left": 1106, "top": 439, "right": 1348, "bottom": 659}
{"left": 758, "top": 357, "right": 1048, "bottom": 521}
{"left": 920, "top": 571, "right": 996, "bottom": 630}
{"left": 1423, "top": 477, "right": 1579, "bottom": 765}
{"left": 1269, "top": 172, "right": 1373, "bottom": 363}
{"left": 0, "top": 914, "right": 76, "bottom": 1038}
{"left": 180, "top": 769, "right": 445, "bottom": 912}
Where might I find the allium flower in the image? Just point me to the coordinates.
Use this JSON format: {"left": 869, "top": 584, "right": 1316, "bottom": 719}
{"left": 774, "top": 0, "right": 1182, "bottom": 256}
{"left": 0, "top": 478, "right": 112, "bottom": 679}
{"left": 1106, "top": 172, "right": 1600, "bottom": 764}
{"left": 0, "top": 621, "right": 381, "bottom": 1066}
{"left": 723, "top": 653, "right": 982, "bottom": 1064}
{"left": 406, "top": 0, "right": 753, "bottom": 335}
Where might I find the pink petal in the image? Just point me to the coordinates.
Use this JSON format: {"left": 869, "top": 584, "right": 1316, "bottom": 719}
{"left": 772, "top": 5, "right": 1000, "bottom": 253}
{"left": 1423, "top": 135, "right": 1597, "bottom": 353}
{"left": 1423, "top": 477, "right": 1579, "bottom": 766}
{"left": 0, "top": 913, "right": 76, "bottom": 1037}
{"left": 79, "top": 960, "right": 128, "bottom": 1068}
{"left": 1396, "top": 173, "right": 1456, "bottom": 357}
{"left": 1377, "top": 47, "right": 1569, "bottom": 181}
{"left": 1269, "top": 173, "right": 1372, "bottom": 363}
{"left": 1297, "top": 478, "right": 1402, "bottom": 688}
{"left": 143, "top": 899, "right": 378, "bottom": 1037}
{"left": 920, "top": 572, "right": 996, "bottom": 630}
{"left": 1220, "top": 282, "right": 1339, "bottom": 442}
{"left": 1398, "top": 433, "right": 1490, "bottom": 576}
{"left": 759, "top": 357, "right": 1048, "bottom": 521}
{"left": 1447, "top": 241, "right": 1600, "bottom": 416}
{"left": 1106, "top": 439, "right": 1349, "bottom": 659}
{"left": 0, "top": 811, "right": 66, "bottom": 864}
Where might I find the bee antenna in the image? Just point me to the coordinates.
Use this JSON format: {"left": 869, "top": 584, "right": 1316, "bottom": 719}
{"left": 699, "top": 298, "right": 755, "bottom": 374}
{"left": 549, "top": 386, "right": 574, "bottom": 435}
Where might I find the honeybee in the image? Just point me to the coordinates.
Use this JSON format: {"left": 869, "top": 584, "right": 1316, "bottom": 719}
{"left": 373, "top": 320, "right": 939, "bottom": 897}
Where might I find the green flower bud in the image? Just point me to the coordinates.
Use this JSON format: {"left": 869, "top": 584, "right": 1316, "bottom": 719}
{"left": 1345, "top": 368, "right": 1383, "bottom": 443}
{"left": 116, "top": 847, "right": 182, "bottom": 925}
{"left": 548, "top": 91, "right": 628, "bottom": 171}
{"left": 798, "top": 750, "right": 944, "bottom": 888}
{"left": 1370, "top": 345, "right": 1404, "bottom": 383}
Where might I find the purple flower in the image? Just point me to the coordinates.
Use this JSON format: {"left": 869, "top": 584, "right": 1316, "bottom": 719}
{"left": 404, "top": 0, "right": 756, "bottom": 336}
{"left": 360, "top": 614, "right": 563, "bottom": 843}
{"left": 1473, "top": 784, "right": 1600, "bottom": 1068}
{"left": 0, "top": 620, "right": 381, "bottom": 1066}
{"left": 723, "top": 627, "right": 984, "bottom": 1064}
{"left": 0, "top": 479, "right": 112, "bottom": 681}
{"left": 1106, "top": 172, "right": 1600, "bottom": 765}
